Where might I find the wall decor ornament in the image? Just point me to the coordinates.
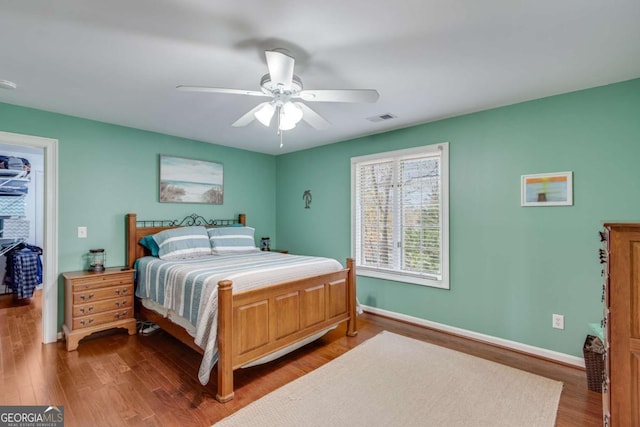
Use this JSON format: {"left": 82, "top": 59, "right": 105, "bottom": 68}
{"left": 521, "top": 171, "right": 573, "bottom": 206}
{"left": 303, "top": 190, "right": 312, "bottom": 208}
{"left": 159, "top": 155, "right": 223, "bottom": 204}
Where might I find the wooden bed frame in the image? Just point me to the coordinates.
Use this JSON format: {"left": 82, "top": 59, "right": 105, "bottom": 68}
{"left": 125, "top": 213, "right": 358, "bottom": 402}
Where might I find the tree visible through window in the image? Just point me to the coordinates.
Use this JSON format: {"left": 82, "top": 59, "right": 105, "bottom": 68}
{"left": 351, "top": 143, "right": 449, "bottom": 289}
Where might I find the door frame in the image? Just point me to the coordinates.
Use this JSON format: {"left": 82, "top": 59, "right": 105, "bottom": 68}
{"left": 0, "top": 131, "right": 58, "bottom": 343}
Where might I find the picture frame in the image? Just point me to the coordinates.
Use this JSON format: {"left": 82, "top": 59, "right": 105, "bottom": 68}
{"left": 521, "top": 171, "right": 572, "bottom": 207}
{"left": 159, "top": 155, "right": 224, "bottom": 204}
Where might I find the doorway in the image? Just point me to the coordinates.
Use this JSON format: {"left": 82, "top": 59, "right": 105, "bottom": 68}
{"left": 0, "top": 143, "right": 44, "bottom": 302}
{"left": 0, "top": 131, "right": 58, "bottom": 344}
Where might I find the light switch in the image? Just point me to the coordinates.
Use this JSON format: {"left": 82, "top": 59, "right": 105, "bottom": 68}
{"left": 77, "top": 226, "right": 87, "bottom": 238}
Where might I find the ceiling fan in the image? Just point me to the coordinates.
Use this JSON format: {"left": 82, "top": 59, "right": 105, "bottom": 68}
{"left": 177, "top": 49, "right": 380, "bottom": 133}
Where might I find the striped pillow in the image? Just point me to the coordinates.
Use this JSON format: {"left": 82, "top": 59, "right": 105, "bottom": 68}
{"left": 153, "top": 226, "right": 212, "bottom": 260}
{"left": 208, "top": 226, "right": 259, "bottom": 255}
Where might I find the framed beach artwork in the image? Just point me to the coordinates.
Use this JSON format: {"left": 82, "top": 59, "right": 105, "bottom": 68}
{"left": 521, "top": 171, "right": 572, "bottom": 207}
{"left": 159, "top": 155, "right": 224, "bottom": 204}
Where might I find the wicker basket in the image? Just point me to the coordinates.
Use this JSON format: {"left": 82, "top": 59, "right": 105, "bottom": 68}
{"left": 583, "top": 335, "right": 604, "bottom": 392}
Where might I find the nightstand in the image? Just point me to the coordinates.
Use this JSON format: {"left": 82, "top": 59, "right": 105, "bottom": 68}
{"left": 62, "top": 267, "right": 137, "bottom": 351}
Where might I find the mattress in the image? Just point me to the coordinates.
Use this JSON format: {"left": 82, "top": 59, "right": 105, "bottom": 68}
{"left": 135, "top": 251, "right": 344, "bottom": 385}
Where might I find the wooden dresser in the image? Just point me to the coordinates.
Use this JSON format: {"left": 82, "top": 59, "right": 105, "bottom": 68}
{"left": 601, "top": 223, "right": 640, "bottom": 426}
{"left": 62, "top": 267, "right": 137, "bottom": 351}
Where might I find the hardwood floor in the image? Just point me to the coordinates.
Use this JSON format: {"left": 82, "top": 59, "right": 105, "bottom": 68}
{"left": 0, "top": 290, "right": 601, "bottom": 426}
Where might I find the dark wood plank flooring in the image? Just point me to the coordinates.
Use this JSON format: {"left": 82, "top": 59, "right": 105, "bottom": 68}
{"left": 0, "top": 290, "right": 601, "bottom": 426}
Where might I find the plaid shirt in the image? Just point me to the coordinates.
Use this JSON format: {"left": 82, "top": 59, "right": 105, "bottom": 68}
{"left": 5, "top": 245, "right": 42, "bottom": 299}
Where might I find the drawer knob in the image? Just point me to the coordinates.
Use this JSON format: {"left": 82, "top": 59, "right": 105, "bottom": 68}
{"left": 115, "top": 310, "right": 128, "bottom": 319}
{"left": 114, "top": 299, "right": 128, "bottom": 307}
{"left": 80, "top": 318, "right": 94, "bottom": 326}
{"left": 115, "top": 288, "right": 129, "bottom": 295}
{"left": 79, "top": 306, "right": 94, "bottom": 314}
{"left": 80, "top": 293, "right": 94, "bottom": 301}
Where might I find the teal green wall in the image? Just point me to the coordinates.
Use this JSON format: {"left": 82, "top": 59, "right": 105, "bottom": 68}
{"left": 0, "top": 103, "right": 277, "bottom": 329}
{"left": 3, "top": 78, "right": 638, "bottom": 357}
{"left": 275, "top": 78, "right": 640, "bottom": 358}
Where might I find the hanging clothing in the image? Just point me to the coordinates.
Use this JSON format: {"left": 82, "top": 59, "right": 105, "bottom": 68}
{"left": 4, "top": 243, "right": 42, "bottom": 299}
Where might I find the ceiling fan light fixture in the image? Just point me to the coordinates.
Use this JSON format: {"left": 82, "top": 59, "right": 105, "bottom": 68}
{"left": 278, "top": 114, "right": 297, "bottom": 131}
{"left": 254, "top": 102, "right": 275, "bottom": 127}
{"left": 282, "top": 102, "right": 303, "bottom": 124}
{"left": 279, "top": 102, "right": 304, "bottom": 131}
{"left": 178, "top": 48, "right": 379, "bottom": 136}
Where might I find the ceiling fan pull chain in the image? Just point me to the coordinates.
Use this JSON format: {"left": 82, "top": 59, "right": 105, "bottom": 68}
{"left": 277, "top": 108, "right": 284, "bottom": 147}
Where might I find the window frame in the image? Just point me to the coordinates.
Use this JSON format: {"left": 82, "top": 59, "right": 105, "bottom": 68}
{"left": 350, "top": 143, "right": 449, "bottom": 289}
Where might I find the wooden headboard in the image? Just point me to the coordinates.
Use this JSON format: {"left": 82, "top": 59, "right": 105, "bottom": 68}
{"left": 125, "top": 212, "right": 246, "bottom": 268}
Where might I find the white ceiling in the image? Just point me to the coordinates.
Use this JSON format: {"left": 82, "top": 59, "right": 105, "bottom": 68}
{"left": 1, "top": 1, "right": 639, "bottom": 155}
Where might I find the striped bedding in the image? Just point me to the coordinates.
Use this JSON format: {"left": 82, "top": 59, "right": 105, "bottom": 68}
{"left": 135, "top": 251, "right": 343, "bottom": 385}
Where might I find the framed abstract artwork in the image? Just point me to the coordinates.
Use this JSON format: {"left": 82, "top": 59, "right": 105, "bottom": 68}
{"left": 159, "top": 155, "right": 224, "bottom": 204}
{"left": 521, "top": 171, "right": 572, "bottom": 207}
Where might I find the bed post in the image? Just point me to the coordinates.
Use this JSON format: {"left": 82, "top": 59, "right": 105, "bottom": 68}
{"left": 216, "top": 280, "right": 234, "bottom": 402}
{"left": 126, "top": 213, "right": 137, "bottom": 269}
{"left": 346, "top": 258, "right": 358, "bottom": 337}
{"left": 238, "top": 213, "right": 246, "bottom": 226}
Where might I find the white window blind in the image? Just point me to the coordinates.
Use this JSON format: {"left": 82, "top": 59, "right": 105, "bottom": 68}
{"left": 351, "top": 143, "right": 449, "bottom": 289}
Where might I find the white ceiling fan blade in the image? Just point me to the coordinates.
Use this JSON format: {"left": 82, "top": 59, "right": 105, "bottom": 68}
{"left": 177, "top": 85, "right": 268, "bottom": 97}
{"left": 295, "top": 102, "right": 330, "bottom": 130}
{"left": 296, "top": 89, "right": 379, "bottom": 103}
{"left": 232, "top": 102, "right": 270, "bottom": 127}
{"left": 265, "top": 50, "right": 295, "bottom": 88}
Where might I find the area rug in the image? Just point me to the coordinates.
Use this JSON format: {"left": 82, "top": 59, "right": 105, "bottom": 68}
{"left": 214, "top": 331, "right": 562, "bottom": 427}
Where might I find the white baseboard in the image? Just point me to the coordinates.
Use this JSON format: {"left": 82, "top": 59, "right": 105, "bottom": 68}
{"left": 361, "top": 305, "right": 585, "bottom": 369}
{"left": 56, "top": 331, "right": 63, "bottom": 341}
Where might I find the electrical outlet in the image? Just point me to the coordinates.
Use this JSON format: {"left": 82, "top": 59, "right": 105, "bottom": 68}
{"left": 77, "top": 226, "right": 87, "bottom": 238}
{"left": 552, "top": 314, "right": 564, "bottom": 330}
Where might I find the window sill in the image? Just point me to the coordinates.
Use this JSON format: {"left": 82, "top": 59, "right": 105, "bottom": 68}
{"left": 356, "top": 267, "right": 449, "bottom": 290}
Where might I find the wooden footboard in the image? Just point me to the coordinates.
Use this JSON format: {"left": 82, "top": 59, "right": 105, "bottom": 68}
{"left": 216, "top": 258, "right": 357, "bottom": 402}
{"left": 125, "top": 213, "right": 357, "bottom": 403}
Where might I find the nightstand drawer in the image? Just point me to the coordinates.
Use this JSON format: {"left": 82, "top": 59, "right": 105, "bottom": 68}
{"left": 72, "top": 274, "right": 133, "bottom": 291}
{"left": 73, "top": 308, "right": 132, "bottom": 330}
{"left": 72, "top": 296, "right": 133, "bottom": 317}
{"left": 73, "top": 284, "right": 133, "bottom": 304}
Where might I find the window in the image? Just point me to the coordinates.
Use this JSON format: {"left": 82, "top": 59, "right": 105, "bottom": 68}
{"left": 351, "top": 143, "right": 449, "bottom": 289}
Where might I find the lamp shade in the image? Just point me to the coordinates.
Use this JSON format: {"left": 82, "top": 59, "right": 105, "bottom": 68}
{"left": 254, "top": 102, "right": 275, "bottom": 126}
{"left": 282, "top": 102, "right": 303, "bottom": 124}
{"left": 278, "top": 102, "right": 303, "bottom": 131}
{"left": 278, "top": 114, "right": 297, "bottom": 131}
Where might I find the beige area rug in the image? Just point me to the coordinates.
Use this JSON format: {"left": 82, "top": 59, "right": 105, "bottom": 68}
{"left": 214, "top": 331, "right": 563, "bottom": 427}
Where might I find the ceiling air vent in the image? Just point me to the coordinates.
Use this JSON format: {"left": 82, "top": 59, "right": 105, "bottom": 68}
{"left": 0, "top": 80, "right": 17, "bottom": 90}
{"left": 367, "top": 113, "right": 397, "bottom": 123}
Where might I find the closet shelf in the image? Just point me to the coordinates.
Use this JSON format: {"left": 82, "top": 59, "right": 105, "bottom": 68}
{"left": 0, "top": 170, "right": 29, "bottom": 196}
